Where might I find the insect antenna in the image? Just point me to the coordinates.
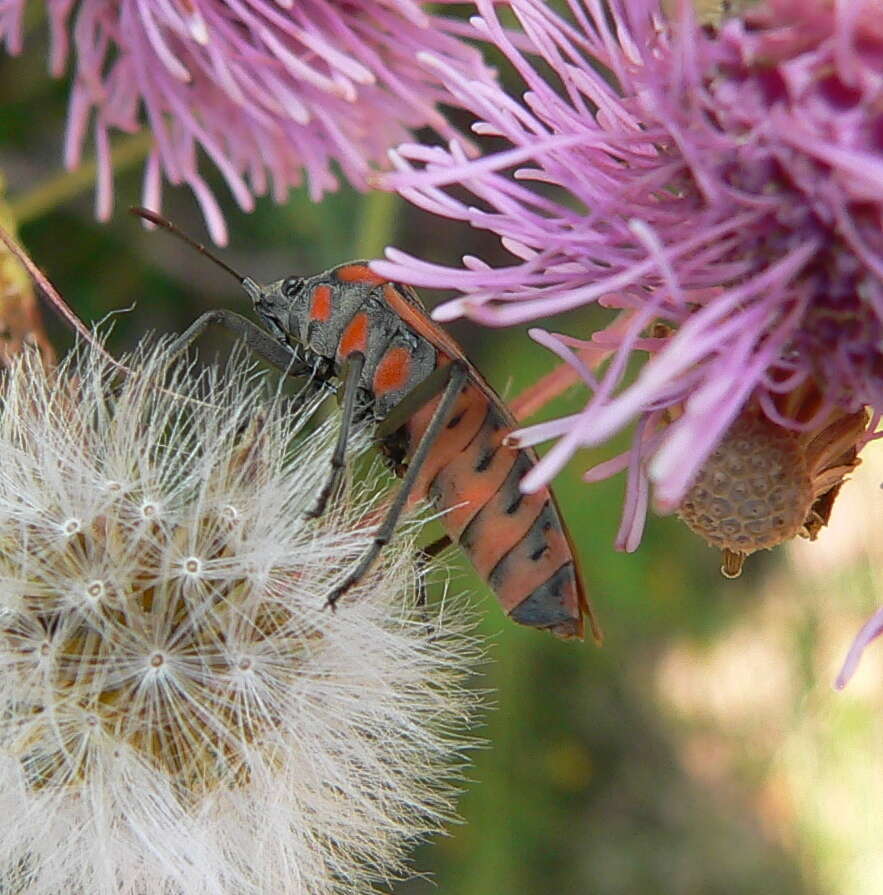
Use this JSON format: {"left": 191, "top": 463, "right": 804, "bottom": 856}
{"left": 130, "top": 207, "right": 251, "bottom": 287}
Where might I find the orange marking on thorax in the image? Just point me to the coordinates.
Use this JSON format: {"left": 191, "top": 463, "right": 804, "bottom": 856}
{"left": 373, "top": 346, "right": 412, "bottom": 396}
{"left": 338, "top": 313, "right": 369, "bottom": 358}
{"left": 336, "top": 264, "right": 387, "bottom": 286}
{"left": 309, "top": 284, "right": 332, "bottom": 322}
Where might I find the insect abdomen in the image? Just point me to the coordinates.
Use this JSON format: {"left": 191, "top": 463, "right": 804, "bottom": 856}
{"left": 404, "top": 368, "right": 589, "bottom": 640}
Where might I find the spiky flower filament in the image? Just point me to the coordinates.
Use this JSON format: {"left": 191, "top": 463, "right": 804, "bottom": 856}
{"left": 0, "top": 341, "right": 479, "bottom": 895}
{"left": 6, "top": 517, "right": 314, "bottom": 798}
{"left": 0, "top": 0, "right": 493, "bottom": 242}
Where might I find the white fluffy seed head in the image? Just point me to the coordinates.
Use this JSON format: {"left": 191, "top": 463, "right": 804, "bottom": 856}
{"left": 0, "top": 340, "right": 480, "bottom": 895}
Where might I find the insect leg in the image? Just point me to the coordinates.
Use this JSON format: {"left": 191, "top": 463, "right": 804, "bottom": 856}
{"left": 305, "top": 351, "right": 366, "bottom": 519}
{"left": 166, "top": 309, "right": 312, "bottom": 378}
{"left": 422, "top": 535, "right": 453, "bottom": 558}
{"left": 326, "top": 361, "right": 468, "bottom": 609}
{"left": 414, "top": 534, "right": 453, "bottom": 621}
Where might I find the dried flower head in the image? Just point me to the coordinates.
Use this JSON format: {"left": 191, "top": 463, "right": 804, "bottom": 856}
{"left": 374, "top": 0, "right": 883, "bottom": 563}
{"left": 0, "top": 0, "right": 491, "bottom": 243}
{"left": 676, "top": 386, "right": 869, "bottom": 576}
{"left": 0, "top": 340, "right": 479, "bottom": 894}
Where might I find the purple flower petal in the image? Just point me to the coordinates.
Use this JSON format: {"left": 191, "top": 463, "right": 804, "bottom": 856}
{"left": 376, "top": 0, "right": 883, "bottom": 526}
{"left": 836, "top": 607, "right": 883, "bottom": 690}
{"left": 1, "top": 0, "right": 492, "bottom": 238}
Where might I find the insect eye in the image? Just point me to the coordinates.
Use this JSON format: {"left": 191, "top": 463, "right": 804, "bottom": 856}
{"left": 283, "top": 277, "right": 303, "bottom": 298}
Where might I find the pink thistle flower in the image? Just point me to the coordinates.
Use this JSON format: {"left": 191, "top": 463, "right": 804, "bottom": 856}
{"left": 0, "top": 0, "right": 490, "bottom": 244}
{"left": 374, "top": 0, "right": 883, "bottom": 556}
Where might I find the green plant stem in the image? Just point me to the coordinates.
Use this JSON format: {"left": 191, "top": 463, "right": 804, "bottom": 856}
{"left": 12, "top": 131, "right": 153, "bottom": 224}
{"left": 353, "top": 189, "right": 401, "bottom": 260}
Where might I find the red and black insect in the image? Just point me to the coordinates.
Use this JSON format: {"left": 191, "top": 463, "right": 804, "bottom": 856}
{"left": 133, "top": 209, "right": 600, "bottom": 641}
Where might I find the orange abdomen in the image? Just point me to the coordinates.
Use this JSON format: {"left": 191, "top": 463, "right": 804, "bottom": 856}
{"left": 404, "top": 373, "right": 593, "bottom": 640}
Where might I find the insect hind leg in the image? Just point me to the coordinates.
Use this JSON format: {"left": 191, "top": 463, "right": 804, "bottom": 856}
{"left": 326, "top": 362, "right": 468, "bottom": 610}
{"left": 413, "top": 534, "right": 454, "bottom": 637}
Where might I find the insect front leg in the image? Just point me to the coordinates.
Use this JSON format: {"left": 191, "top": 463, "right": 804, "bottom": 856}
{"left": 305, "top": 351, "right": 366, "bottom": 519}
{"left": 166, "top": 309, "right": 313, "bottom": 379}
{"left": 326, "top": 361, "right": 468, "bottom": 610}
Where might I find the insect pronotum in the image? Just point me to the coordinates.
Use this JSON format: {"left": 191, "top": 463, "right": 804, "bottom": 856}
{"left": 130, "top": 208, "right": 600, "bottom": 641}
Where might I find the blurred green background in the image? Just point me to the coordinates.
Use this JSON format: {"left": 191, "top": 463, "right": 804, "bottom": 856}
{"left": 3, "top": 23, "right": 883, "bottom": 895}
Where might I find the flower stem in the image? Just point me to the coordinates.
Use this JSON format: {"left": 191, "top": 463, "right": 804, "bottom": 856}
{"left": 353, "top": 189, "right": 401, "bottom": 260}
